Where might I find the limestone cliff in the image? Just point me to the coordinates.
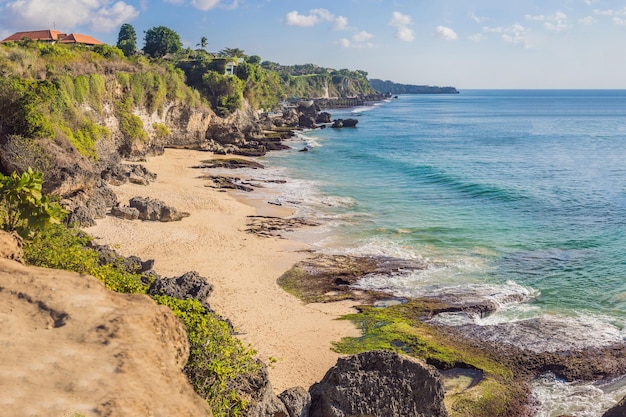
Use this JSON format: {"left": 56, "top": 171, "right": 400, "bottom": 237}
{"left": 0, "top": 255, "right": 213, "bottom": 417}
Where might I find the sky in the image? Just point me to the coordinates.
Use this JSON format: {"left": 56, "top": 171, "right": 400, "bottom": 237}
{"left": 1, "top": 0, "right": 626, "bottom": 89}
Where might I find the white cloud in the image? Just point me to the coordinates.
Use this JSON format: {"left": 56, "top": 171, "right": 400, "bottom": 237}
{"left": 470, "top": 12, "right": 486, "bottom": 24}
{"left": 92, "top": 2, "right": 139, "bottom": 31}
{"left": 389, "top": 11, "right": 414, "bottom": 42}
{"left": 593, "top": 7, "right": 626, "bottom": 25}
{"left": 468, "top": 33, "right": 487, "bottom": 42}
{"left": 434, "top": 25, "right": 457, "bottom": 41}
{"left": 584, "top": 0, "right": 599, "bottom": 5}
{"left": 285, "top": 8, "right": 347, "bottom": 30}
{"left": 352, "top": 30, "right": 373, "bottom": 42}
{"left": 333, "top": 16, "right": 348, "bottom": 31}
{"left": 579, "top": 16, "right": 597, "bottom": 25}
{"left": 338, "top": 31, "right": 375, "bottom": 49}
{"left": 484, "top": 23, "right": 530, "bottom": 47}
{"left": 0, "top": 0, "right": 139, "bottom": 32}
{"left": 395, "top": 26, "right": 415, "bottom": 42}
{"left": 191, "top": 0, "right": 220, "bottom": 11}
{"left": 526, "top": 11, "right": 568, "bottom": 32}
{"left": 389, "top": 11, "right": 411, "bottom": 27}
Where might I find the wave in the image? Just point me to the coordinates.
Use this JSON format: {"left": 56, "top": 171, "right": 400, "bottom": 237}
{"left": 532, "top": 374, "right": 626, "bottom": 417}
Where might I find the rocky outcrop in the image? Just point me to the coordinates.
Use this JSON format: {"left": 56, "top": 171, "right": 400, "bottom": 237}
{"left": 308, "top": 350, "right": 448, "bottom": 417}
{"left": 0, "top": 258, "right": 213, "bottom": 417}
{"left": 101, "top": 163, "right": 157, "bottom": 186}
{"left": 127, "top": 196, "right": 191, "bottom": 222}
{"left": 0, "top": 230, "right": 23, "bottom": 263}
{"left": 147, "top": 271, "right": 214, "bottom": 311}
{"left": 331, "top": 118, "right": 358, "bottom": 128}
{"left": 278, "top": 387, "right": 311, "bottom": 417}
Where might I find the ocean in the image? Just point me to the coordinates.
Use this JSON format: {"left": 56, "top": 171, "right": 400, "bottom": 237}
{"left": 250, "top": 90, "right": 626, "bottom": 416}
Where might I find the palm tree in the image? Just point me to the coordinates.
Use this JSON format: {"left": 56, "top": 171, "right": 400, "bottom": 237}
{"left": 197, "top": 36, "right": 208, "bottom": 50}
{"left": 218, "top": 47, "right": 246, "bottom": 58}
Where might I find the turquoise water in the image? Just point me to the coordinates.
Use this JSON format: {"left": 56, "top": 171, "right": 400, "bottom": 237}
{"left": 256, "top": 90, "right": 626, "bottom": 414}
{"left": 266, "top": 91, "right": 626, "bottom": 320}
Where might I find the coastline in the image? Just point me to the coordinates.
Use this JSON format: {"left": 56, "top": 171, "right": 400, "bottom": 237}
{"left": 85, "top": 148, "right": 360, "bottom": 393}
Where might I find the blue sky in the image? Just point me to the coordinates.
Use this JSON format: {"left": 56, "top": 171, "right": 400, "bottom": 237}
{"left": 1, "top": 0, "right": 625, "bottom": 88}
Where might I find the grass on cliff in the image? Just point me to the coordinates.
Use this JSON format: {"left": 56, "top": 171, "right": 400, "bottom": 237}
{"left": 21, "top": 220, "right": 261, "bottom": 417}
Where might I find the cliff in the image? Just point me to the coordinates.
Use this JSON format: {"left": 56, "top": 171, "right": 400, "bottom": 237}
{"left": 0, "top": 235, "right": 213, "bottom": 417}
{"left": 369, "top": 78, "right": 459, "bottom": 94}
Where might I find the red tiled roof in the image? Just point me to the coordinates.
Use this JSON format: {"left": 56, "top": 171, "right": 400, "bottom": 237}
{"left": 1, "top": 29, "right": 63, "bottom": 43}
{"left": 0, "top": 29, "right": 103, "bottom": 45}
{"left": 57, "top": 33, "right": 102, "bottom": 45}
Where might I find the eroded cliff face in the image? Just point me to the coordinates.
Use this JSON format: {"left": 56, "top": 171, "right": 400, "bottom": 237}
{"left": 0, "top": 255, "right": 213, "bottom": 417}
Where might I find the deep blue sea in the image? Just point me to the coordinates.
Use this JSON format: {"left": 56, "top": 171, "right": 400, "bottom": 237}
{"left": 250, "top": 90, "right": 626, "bottom": 416}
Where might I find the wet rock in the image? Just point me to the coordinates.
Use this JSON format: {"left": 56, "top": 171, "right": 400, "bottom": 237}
{"left": 278, "top": 387, "right": 310, "bottom": 417}
{"left": 193, "top": 158, "right": 265, "bottom": 170}
{"left": 309, "top": 350, "right": 448, "bottom": 417}
{"left": 277, "top": 254, "right": 427, "bottom": 303}
{"left": 128, "top": 197, "right": 190, "bottom": 222}
{"left": 331, "top": 120, "right": 343, "bottom": 129}
{"left": 147, "top": 271, "right": 214, "bottom": 311}
{"left": 245, "top": 216, "right": 320, "bottom": 238}
{"left": 315, "top": 112, "right": 331, "bottom": 124}
{"left": 202, "top": 175, "right": 254, "bottom": 192}
{"left": 298, "top": 114, "right": 317, "bottom": 129}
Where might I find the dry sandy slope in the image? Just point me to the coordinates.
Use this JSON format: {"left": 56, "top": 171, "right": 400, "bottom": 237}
{"left": 86, "top": 149, "right": 360, "bottom": 393}
{"left": 0, "top": 257, "right": 213, "bottom": 417}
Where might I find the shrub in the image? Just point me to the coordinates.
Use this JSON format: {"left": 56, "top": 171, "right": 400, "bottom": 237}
{"left": 24, "top": 223, "right": 147, "bottom": 294}
{"left": 153, "top": 296, "right": 262, "bottom": 417}
{"left": 0, "top": 168, "right": 67, "bottom": 237}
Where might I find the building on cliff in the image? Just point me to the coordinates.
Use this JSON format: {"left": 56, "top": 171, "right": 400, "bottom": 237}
{"left": 1, "top": 29, "right": 103, "bottom": 45}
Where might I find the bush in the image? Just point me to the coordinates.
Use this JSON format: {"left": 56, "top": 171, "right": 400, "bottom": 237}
{"left": 24, "top": 223, "right": 147, "bottom": 293}
{"left": 0, "top": 168, "right": 66, "bottom": 237}
{"left": 153, "top": 296, "right": 262, "bottom": 417}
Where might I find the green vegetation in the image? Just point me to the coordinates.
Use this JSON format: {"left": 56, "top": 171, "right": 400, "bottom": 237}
{"left": 24, "top": 224, "right": 148, "bottom": 294}
{"left": 333, "top": 301, "right": 526, "bottom": 417}
{"left": 117, "top": 23, "right": 137, "bottom": 57}
{"left": 143, "top": 26, "right": 183, "bottom": 58}
{"left": 154, "top": 296, "right": 262, "bottom": 417}
{"left": 0, "top": 168, "right": 66, "bottom": 238}
{"left": 3, "top": 165, "right": 263, "bottom": 417}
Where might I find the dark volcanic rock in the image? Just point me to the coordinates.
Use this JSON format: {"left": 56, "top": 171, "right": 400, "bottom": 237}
{"left": 315, "top": 112, "right": 332, "bottom": 124}
{"left": 101, "top": 164, "right": 157, "bottom": 186}
{"left": 603, "top": 395, "right": 626, "bottom": 417}
{"left": 341, "top": 118, "right": 358, "bottom": 127}
{"left": 245, "top": 216, "right": 320, "bottom": 238}
{"left": 111, "top": 205, "right": 140, "bottom": 220}
{"left": 193, "top": 158, "right": 265, "bottom": 170}
{"left": 236, "top": 361, "right": 289, "bottom": 417}
{"left": 277, "top": 254, "right": 426, "bottom": 303}
{"left": 331, "top": 120, "right": 343, "bottom": 129}
{"left": 128, "top": 197, "right": 190, "bottom": 222}
{"left": 147, "top": 271, "right": 213, "bottom": 310}
{"left": 309, "top": 350, "right": 448, "bottom": 417}
{"left": 88, "top": 243, "right": 154, "bottom": 274}
{"left": 278, "top": 387, "right": 310, "bottom": 417}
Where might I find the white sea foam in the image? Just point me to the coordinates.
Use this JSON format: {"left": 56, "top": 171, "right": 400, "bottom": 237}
{"left": 532, "top": 374, "right": 626, "bottom": 417}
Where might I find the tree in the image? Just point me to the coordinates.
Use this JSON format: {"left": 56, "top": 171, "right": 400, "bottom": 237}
{"left": 246, "top": 55, "right": 261, "bottom": 65}
{"left": 197, "top": 36, "right": 208, "bottom": 50}
{"left": 143, "top": 26, "right": 182, "bottom": 58}
{"left": 117, "top": 23, "right": 137, "bottom": 57}
{"left": 218, "top": 47, "right": 246, "bottom": 58}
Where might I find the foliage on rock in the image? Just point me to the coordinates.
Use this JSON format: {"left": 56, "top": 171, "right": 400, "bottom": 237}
{"left": 153, "top": 295, "right": 262, "bottom": 417}
{"left": 0, "top": 168, "right": 67, "bottom": 237}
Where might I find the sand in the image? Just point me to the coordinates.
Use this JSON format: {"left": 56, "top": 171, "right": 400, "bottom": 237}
{"left": 85, "top": 148, "right": 360, "bottom": 393}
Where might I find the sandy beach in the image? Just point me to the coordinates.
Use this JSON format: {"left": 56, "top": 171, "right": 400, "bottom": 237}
{"left": 85, "top": 148, "right": 360, "bottom": 393}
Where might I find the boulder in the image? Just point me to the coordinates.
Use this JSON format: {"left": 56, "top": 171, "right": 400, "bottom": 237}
{"left": 331, "top": 120, "right": 343, "bottom": 129}
{"left": 315, "top": 112, "right": 332, "bottom": 124}
{"left": 298, "top": 115, "right": 317, "bottom": 129}
{"left": 278, "top": 387, "right": 310, "bottom": 417}
{"left": 0, "top": 230, "right": 23, "bottom": 263}
{"left": 147, "top": 271, "right": 214, "bottom": 311}
{"left": 309, "top": 350, "right": 448, "bottom": 417}
{"left": 128, "top": 197, "right": 190, "bottom": 222}
{"left": 111, "top": 205, "right": 140, "bottom": 220}
{"left": 602, "top": 396, "right": 626, "bottom": 417}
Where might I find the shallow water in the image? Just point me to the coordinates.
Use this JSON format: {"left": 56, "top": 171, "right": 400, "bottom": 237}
{"left": 254, "top": 91, "right": 626, "bottom": 414}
